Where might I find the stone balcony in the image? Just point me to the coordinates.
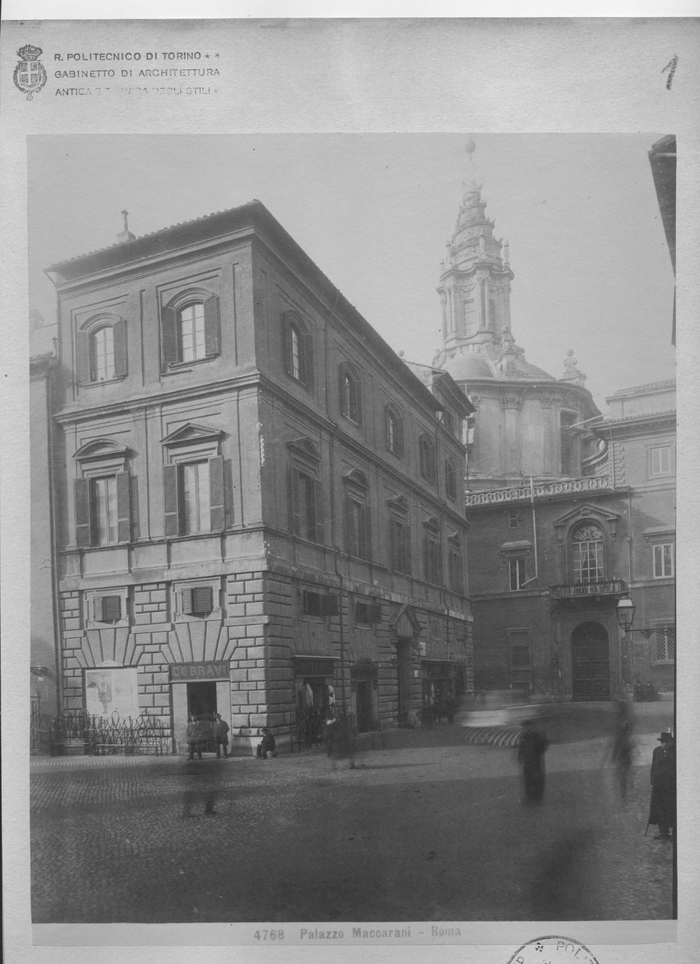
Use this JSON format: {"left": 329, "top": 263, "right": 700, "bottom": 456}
{"left": 549, "top": 579, "right": 626, "bottom": 600}
{"left": 465, "top": 475, "right": 612, "bottom": 507}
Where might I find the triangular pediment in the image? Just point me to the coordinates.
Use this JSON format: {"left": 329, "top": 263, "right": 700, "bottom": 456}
{"left": 553, "top": 502, "right": 622, "bottom": 529}
{"left": 286, "top": 436, "right": 321, "bottom": 461}
{"left": 392, "top": 604, "right": 422, "bottom": 640}
{"left": 74, "top": 438, "right": 131, "bottom": 461}
{"left": 160, "top": 422, "right": 224, "bottom": 446}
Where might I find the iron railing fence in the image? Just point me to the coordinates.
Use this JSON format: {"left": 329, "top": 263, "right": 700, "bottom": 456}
{"left": 44, "top": 710, "right": 172, "bottom": 756}
{"left": 30, "top": 708, "right": 53, "bottom": 754}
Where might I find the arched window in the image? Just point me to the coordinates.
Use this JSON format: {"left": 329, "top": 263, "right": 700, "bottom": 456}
{"left": 179, "top": 303, "right": 206, "bottom": 362}
{"left": 78, "top": 317, "right": 127, "bottom": 385}
{"left": 161, "top": 291, "right": 220, "bottom": 368}
{"left": 419, "top": 434, "right": 436, "bottom": 481}
{"left": 385, "top": 406, "right": 404, "bottom": 457}
{"left": 91, "top": 326, "right": 114, "bottom": 381}
{"left": 340, "top": 365, "right": 362, "bottom": 424}
{"left": 283, "top": 312, "right": 314, "bottom": 388}
{"left": 572, "top": 523, "right": 604, "bottom": 584}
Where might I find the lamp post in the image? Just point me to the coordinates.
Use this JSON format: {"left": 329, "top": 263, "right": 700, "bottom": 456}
{"left": 616, "top": 596, "right": 675, "bottom": 698}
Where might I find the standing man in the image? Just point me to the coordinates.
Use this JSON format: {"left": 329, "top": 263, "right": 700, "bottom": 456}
{"left": 610, "top": 700, "right": 635, "bottom": 801}
{"left": 518, "top": 718, "right": 549, "bottom": 804}
{"left": 214, "top": 713, "right": 230, "bottom": 759}
{"left": 648, "top": 731, "right": 676, "bottom": 841}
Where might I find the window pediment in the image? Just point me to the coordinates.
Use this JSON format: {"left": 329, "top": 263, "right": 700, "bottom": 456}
{"left": 387, "top": 495, "right": 409, "bottom": 514}
{"left": 286, "top": 436, "right": 321, "bottom": 462}
{"left": 423, "top": 516, "right": 441, "bottom": 532}
{"left": 160, "top": 422, "right": 225, "bottom": 447}
{"left": 74, "top": 438, "right": 132, "bottom": 462}
{"left": 343, "top": 469, "right": 369, "bottom": 489}
{"left": 500, "top": 540, "right": 533, "bottom": 557}
{"left": 553, "top": 502, "right": 621, "bottom": 543}
{"left": 392, "top": 604, "right": 422, "bottom": 639}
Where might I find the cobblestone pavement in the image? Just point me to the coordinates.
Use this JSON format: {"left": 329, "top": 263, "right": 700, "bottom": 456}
{"left": 30, "top": 703, "right": 675, "bottom": 924}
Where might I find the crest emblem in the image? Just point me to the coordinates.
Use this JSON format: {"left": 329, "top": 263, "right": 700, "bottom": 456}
{"left": 13, "top": 45, "right": 47, "bottom": 101}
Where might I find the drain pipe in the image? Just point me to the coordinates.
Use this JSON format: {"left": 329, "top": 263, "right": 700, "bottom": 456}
{"left": 520, "top": 476, "right": 539, "bottom": 587}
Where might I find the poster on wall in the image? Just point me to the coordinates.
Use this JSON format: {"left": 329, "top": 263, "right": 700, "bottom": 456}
{"left": 85, "top": 667, "right": 139, "bottom": 719}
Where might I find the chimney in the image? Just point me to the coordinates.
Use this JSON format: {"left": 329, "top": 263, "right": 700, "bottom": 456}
{"left": 117, "top": 209, "right": 135, "bottom": 243}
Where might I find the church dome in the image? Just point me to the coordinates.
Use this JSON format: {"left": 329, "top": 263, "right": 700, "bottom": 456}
{"left": 443, "top": 352, "right": 496, "bottom": 380}
{"left": 441, "top": 348, "right": 556, "bottom": 383}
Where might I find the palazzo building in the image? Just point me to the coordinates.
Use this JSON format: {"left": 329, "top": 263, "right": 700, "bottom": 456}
{"left": 44, "top": 201, "right": 474, "bottom": 752}
{"left": 432, "top": 174, "right": 675, "bottom": 701}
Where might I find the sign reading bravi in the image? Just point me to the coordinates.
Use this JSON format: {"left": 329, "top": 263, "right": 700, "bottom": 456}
{"left": 170, "top": 661, "right": 230, "bottom": 682}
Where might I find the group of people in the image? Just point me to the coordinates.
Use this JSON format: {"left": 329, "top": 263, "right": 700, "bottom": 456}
{"left": 516, "top": 703, "right": 676, "bottom": 843}
{"left": 186, "top": 712, "right": 277, "bottom": 761}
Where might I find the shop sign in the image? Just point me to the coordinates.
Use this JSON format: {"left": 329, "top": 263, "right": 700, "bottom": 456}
{"left": 170, "top": 661, "right": 229, "bottom": 682}
{"left": 294, "top": 657, "right": 338, "bottom": 678}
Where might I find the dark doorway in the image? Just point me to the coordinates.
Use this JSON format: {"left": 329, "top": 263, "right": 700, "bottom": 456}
{"left": 396, "top": 640, "right": 412, "bottom": 716}
{"left": 355, "top": 680, "right": 374, "bottom": 733}
{"left": 572, "top": 622, "right": 610, "bottom": 700}
{"left": 187, "top": 681, "right": 217, "bottom": 718}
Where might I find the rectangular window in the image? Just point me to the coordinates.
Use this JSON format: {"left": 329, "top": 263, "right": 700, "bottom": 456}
{"left": 509, "top": 557, "right": 525, "bottom": 591}
{"left": 181, "top": 461, "right": 211, "bottom": 534}
{"left": 93, "top": 476, "right": 118, "bottom": 545}
{"left": 180, "top": 303, "right": 206, "bottom": 362}
{"left": 653, "top": 543, "right": 674, "bottom": 578}
{"left": 511, "top": 643, "right": 530, "bottom": 668}
{"left": 182, "top": 585, "right": 214, "bottom": 616}
{"left": 289, "top": 467, "right": 323, "bottom": 543}
{"left": 508, "top": 510, "right": 519, "bottom": 528}
{"left": 654, "top": 625, "right": 675, "bottom": 662}
{"left": 390, "top": 518, "right": 410, "bottom": 574}
{"left": 303, "top": 591, "right": 322, "bottom": 617}
{"left": 449, "top": 547, "right": 464, "bottom": 593}
{"left": 649, "top": 445, "right": 673, "bottom": 477}
{"left": 425, "top": 534, "right": 441, "bottom": 584}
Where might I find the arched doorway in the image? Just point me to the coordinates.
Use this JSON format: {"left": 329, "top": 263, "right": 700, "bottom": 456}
{"left": 571, "top": 622, "right": 610, "bottom": 701}
{"left": 351, "top": 658, "right": 378, "bottom": 733}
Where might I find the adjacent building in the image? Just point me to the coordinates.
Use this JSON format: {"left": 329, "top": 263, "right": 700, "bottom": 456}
{"left": 45, "top": 201, "right": 474, "bottom": 753}
{"left": 430, "top": 175, "right": 675, "bottom": 701}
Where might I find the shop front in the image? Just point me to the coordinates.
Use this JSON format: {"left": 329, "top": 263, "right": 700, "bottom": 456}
{"left": 294, "top": 655, "right": 340, "bottom": 749}
{"left": 170, "top": 660, "right": 231, "bottom": 753}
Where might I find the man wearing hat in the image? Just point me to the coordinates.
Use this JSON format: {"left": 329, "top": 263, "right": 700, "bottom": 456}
{"left": 648, "top": 731, "right": 676, "bottom": 841}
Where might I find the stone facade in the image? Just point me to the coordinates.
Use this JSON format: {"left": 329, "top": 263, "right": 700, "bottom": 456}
{"left": 45, "top": 201, "right": 474, "bottom": 752}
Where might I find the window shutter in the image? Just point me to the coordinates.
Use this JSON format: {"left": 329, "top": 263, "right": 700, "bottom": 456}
{"left": 362, "top": 504, "right": 372, "bottom": 561}
{"left": 181, "top": 587, "right": 194, "bottom": 615}
{"left": 313, "top": 478, "right": 324, "bottom": 544}
{"left": 204, "top": 295, "right": 220, "bottom": 356}
{"left": 116, "top": 471, "right": 131, "bottom": 543}
{"left": 192, "top": 586, "right": 214, "bottom": 614}
{"left": 282, "top": 316, "right": 292, "bottom": 375}
{"left": 75, "top": 478, "right": 92, "bottom": 547}
{"left": 303, "top": 332, "right": 314, "bottom": 389}
{"left": 402, "top": 523, "right": 411, "bottom": 575}
{"left": 209, "top": 456, "right": 225, "bottom": 531}
{"left": 161, "top": 306, "right": 178, "bottom": 366}
{"left": 288, "top": 466, "right": 301, "bottom": 535}
{"left": 77, "top": 330, "right": 91, "bottom": 385}
{"left": 102, "top": 595, "right": 122, "bottom": 622}
{"left": 339, "top": 370, "right": 346, "bottom": 416}
{"left": 322, "top": 594, "right": 339, "bottom": 617}
{"left": 93, "top": 596, "right": 104, "bottom": 622}
{"left": 436, "top": 540, "right": 444, "bottom": 583}
{"left": 396, "top": 416, "right": 405, "bottom": 458}
{"left": 113, "top": 319, "right": 128, "bottom": 377}
{"left": 163, "top": 464, "right": 180, "bottom": 536}
{"left": 355, "top": 382, "right": 363, "bottom": 425}
{"left": 369, "top": 603, "right": 382, "bottom": 625}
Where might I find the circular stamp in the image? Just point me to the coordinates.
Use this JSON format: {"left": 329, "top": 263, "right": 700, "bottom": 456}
{"left": 508, "top": 936, "right": 599, "bottom": 964}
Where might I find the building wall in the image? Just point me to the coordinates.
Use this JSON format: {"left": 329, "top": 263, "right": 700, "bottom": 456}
{"left": 48, "top": 209, "right": 473, "bottom": 752}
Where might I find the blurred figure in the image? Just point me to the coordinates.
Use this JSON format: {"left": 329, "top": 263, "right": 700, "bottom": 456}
{"left": 181, "top": 756, "right": 218, "bottom": 818}
{"left": 648, "top": 731, "right": 676, "bottom": 841}
{"left": 518, "top": 719, "right": 549, "bottom": 804}
{"left": 256, "top": 727, "right": 276, "bottom": 759}
{"left": 610, "top": 699, "right": 635, "bottom": 800}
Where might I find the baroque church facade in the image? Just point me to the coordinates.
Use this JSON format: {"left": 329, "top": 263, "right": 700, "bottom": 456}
{"left": 432, "top": 176, "right": 675, "bottom": 702}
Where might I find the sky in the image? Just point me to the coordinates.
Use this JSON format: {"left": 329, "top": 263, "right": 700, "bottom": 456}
{"left": 28, "top": 133, "right": 676, "bottom": 411}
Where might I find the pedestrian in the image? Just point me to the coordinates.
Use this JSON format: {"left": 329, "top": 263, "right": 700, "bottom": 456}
{"left": 648, "top": 731, "right": 676, "bottom": 841}
{"left": 214, "top": 712, "right": 230, "bottom": 759}
{"left": 610, "top": 699, "right": 635, "bottom": 801}
{"left": 518, "top": 718, "right": 549, "bottom": 803}
{"left": 186, "top": 713, "right": 202, "bottom": 760}
{"left": 256, "top": 726, "right": 276, "bottom": 759}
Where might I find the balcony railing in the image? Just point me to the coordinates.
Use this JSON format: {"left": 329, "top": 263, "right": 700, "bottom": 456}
{"left": 549, "top": 579, "right": 626, "bottom": 599}
{"left": 465, "top": 476, "right": 612, "bottom": 507}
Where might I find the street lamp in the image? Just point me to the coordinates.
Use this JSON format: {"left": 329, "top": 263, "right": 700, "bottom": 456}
{"left": 616, "top": 596, "right": 675, "bottom": 639}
